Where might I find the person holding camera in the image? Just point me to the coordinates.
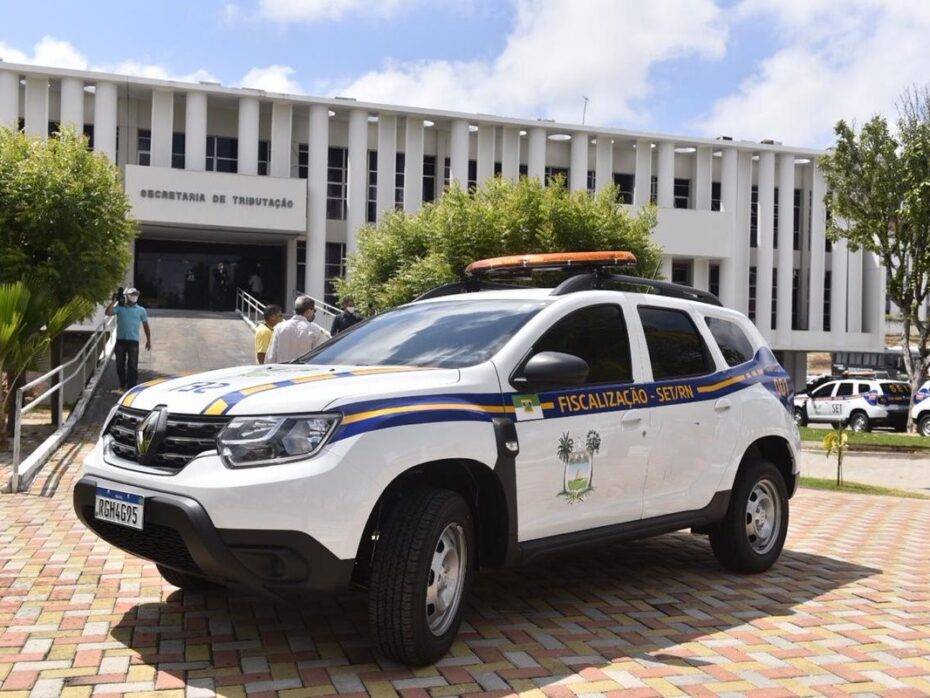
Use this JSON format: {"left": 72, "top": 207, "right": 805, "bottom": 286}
{"left": 105, "top": 287, "right": 151, "bottom": 391}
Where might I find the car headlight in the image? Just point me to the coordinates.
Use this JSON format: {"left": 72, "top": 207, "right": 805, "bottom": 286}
{"left": 216, "top": 414, "right": 340, "bottom": 468}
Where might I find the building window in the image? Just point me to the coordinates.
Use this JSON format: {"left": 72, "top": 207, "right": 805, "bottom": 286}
{"left": 395, "top": 152, "right": 405, "bottom": 209}
{"left": 771, "top": 274, "right": 778, "bottom": 329}
{"left": 750, "top": 185, "right": 758, "bottom": 248}
{"left": 443, "top": 156, "right": 450, "bottom": 188}
{"left": 709, "top": 263, "right": 720, "bottom": 297}
{"left": 774, "top": 185, "right": 779, "bottom": 249}
{"left": 468, "top": 159, "right": 477, "bottom": 190}
{"left": 824, "top": 270, "right": 832, "bottom": 331}
{"left": 792, "top": 268, "right": 801, "bottom": 330}
{"left": 674, "top": 178, "right": 691, "bottom": 209}
{"left": 748, "top": 266, "right": 757, "bottom": 321}
{"left": 298, "top": 143, "right": 308, "bottom": 179}
{"left": 423, "top": 154, "right": 436, "bottom": 202}
{"left": 327, "top": 147, "right": 347, "bottom": 220}
{"left": 613, "top": 173, "right": 634, "bottom": 205}
{"left": 587, "top": 170, "right": 596, "bottom": 195}
{"left": 519, "top": 163, "right": 528, "bottom": 178}
{"left": 793, "top": 188, "right": 801, "bottom": 251}
{"left": 324, "top": 242, "right": 346, "bottom": 307}
{"left": 258, "top": 141, "right": 269, "bottom": 176}
{"left": 137, "top": 129, "right": 151, "bottom": 166}
{"left": 545, "top": 166, "right": 568, "bottom": 187}
{"left": 671, "top": 260, "right": 692, "bottom": 286}
{"left": 650, "top": 175, "right": 657, "bottom": 204}
{"left": 711, "top": 181, "right": 721, "bottom": 211}
{"left": 367, "top": 150, "right": 378, "bottom": 223}
{"left": 171, "top": 133, "right": 185, "bottom": 169}
{"left": 206, "top": 135, "right": 238, "bottom": 173}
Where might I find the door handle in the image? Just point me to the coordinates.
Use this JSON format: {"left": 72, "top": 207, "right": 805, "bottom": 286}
{"left": 621, "top": 412, "right": 642, "bottom": 425}
{"left": 714, "top": 398, "right": 732, "bottom": 413}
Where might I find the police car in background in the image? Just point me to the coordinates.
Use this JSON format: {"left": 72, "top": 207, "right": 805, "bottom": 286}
{"left": 795, "top": 377, "right": 911, "bottom": 432}
{"left": 75, "top": 252, "right": 800, "bottom": 666}
{"left": 910, "top": 381, "right": 930, "bottom": 436}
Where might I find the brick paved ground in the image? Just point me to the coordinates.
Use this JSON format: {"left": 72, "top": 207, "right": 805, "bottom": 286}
{"left": 2, "top": 315, "right": 930, "bottom": 696}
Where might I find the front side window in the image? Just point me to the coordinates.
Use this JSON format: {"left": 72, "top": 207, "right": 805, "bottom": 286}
{"left": 705, "top": 316, "right": 755, "bottom": 367}
{"left": 530, "top": 305, "right": 633, "bottom": 386}
{"left": 810, "top": 383, "right": 834, "bottom": 398}
{"left": 303, "top": 300, "right": 546, "bottom": 369}
{"left": 835, "top": 382, "right": 854, "bottom": 397}
{"left": 639, "top": 306, "right": 712, "bottom": 380}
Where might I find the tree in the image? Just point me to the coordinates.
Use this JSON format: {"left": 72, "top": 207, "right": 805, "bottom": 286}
{"left": 819, "top": 88, "right": 930, "bottom": 429}
{"left": 336, "top": 176, "right": 661, "bottom": 313}
{"left": 0, "top": 127, "right": 137, "bottom": 306}
{"left": 822, "top": 424, "right": 848, "bottom": 486}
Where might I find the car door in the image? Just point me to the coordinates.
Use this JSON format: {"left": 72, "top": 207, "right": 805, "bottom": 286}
{"left": 808, "top": 382, "right": 837, "bottom": 420}
{"left": 832, "top": 381, "right": 855, "bottom": 421}
{"left": 634, "top": 304, "right": 721, "bottom": 519}
{"left": 508, "top": 302, "right": 651, "bottom": 542}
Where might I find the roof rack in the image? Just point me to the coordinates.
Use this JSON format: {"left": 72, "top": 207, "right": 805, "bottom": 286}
{"left": 550, "top": 271, "right": 722, "bottom": 306}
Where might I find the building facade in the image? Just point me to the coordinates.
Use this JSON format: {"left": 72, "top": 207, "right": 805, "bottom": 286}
{"left": 0, "top": 61, "right": 886, "bottom": 382}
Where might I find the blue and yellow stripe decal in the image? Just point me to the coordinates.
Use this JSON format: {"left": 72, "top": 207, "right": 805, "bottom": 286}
{"left": 120, "top": 377, "right": 171, "bottom": 408}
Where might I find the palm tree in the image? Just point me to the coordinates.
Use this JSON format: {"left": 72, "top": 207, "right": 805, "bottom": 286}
{"left": 556, "top": 432, "right": 574, "bottom": 493}
{"left": 585, "top": 430, "right": 601, "bottom": 489}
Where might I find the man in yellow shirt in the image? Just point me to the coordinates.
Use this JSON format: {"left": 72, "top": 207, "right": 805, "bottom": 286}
{"left": 255, "top": 304, "right": 283, "bottom": 364}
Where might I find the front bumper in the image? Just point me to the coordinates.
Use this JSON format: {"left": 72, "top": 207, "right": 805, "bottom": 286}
{"left": 73, "top": 475, "right": 355, "bottom": 597}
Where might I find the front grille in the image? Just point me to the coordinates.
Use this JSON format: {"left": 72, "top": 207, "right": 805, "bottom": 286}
{"left": 83, "top": 508, "right": 201, "bottom": 573}
{"left": 106, "top": 407, "right": 229, "bottom": 473}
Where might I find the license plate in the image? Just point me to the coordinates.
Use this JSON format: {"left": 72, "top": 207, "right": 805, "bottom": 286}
{"left": 94, "top": 487, "right": 144, "bottom": 530}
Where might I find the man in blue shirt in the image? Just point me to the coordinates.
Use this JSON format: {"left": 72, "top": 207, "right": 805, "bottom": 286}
{"left": 105, "top": 287, "right": 152, "bottom": 391}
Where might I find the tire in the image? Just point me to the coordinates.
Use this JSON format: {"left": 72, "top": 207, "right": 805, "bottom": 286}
{"left": 156, "top": 564, "right": 223, "bottom": 591}
{"left": 848, "top": 410, "right": 870, "bottom": 433}
{"left": 794, "top": 406, "right": 808, "bottom": 427}
{"left": 710, "top": 459, "right": 789, "bottom": 574}
{"left": 919, "top": 414, "right": 930, "bottom": 437}
{"left": 368, "top": 487, "right": 474, "bottom": 666}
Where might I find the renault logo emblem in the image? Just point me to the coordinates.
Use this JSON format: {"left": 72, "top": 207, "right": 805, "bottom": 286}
{"left": 135, "top": 406, "right": 168, "bottom": 465}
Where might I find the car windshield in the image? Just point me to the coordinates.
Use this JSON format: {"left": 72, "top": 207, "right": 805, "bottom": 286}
{"left": 301, "top": 299, "right": 547, "bottom": 369}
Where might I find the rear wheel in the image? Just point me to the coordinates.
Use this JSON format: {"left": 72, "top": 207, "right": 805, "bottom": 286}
{"left": 368, "top": 487, "right": 474, "bottom": 666}
{"left": 710, "top": 459, "right": 789, "bottom": 574}
{"left": 848, "top": 410, "right": 870, "bottom": 433}
{"left": 156, "top": 565, "right": 223, "bottom": 591}
{"left": 919, "top": 414, "right": 930, "bottom": 437}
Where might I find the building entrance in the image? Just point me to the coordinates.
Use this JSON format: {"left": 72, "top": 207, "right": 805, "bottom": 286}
{"left": 134, "top": 239, "right": 286, "bottom": 310}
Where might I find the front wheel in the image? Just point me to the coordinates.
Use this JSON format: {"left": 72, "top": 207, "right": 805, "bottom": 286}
{"left": 848, "top": 411, "right": 870, "bottom": 433}
{"left": 368, "top": 487, "right": 474, "bottom": 666}
{"left": 794, "top": 406, "right": 808, "bottom": 427}
{"left": 710, "top": 459, "right": 789, "bottom": 574}
{"left": 919, "top": 414, "right": 930, "bottom": 437}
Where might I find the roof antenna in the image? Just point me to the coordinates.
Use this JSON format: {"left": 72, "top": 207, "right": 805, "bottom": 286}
{"left": 581, "top": 96, "right": 589, "bottom": 125}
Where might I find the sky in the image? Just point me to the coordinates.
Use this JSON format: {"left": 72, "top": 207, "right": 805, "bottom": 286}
{"left": 1, "top": 0, "right": 928, "bottom": 148}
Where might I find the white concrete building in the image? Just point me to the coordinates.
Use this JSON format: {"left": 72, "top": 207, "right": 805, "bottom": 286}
{"left": 0, "top": 61, "right": 885, "bottom": 382}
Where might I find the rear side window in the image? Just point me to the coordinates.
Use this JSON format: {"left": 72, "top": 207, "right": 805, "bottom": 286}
{"left": 880, "top": 381, "right": 910, "bottom": 396}
{"left": 532, "top": 305, "right": 633, "bottom": 385}
{"left": 638, "top": 306, "right": 712, "bottom": 380}
{"left": 705, "top": 316, "right": 755, "bottom": 367}
{"left": 835, "top": 382, "right": 854, "bottom": 397}
{"left": 855, "top": 383, "right": 871, "bottom": 394}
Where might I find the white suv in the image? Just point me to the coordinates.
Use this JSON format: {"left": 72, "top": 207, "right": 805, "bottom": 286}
{"left": 76, "top": 260, "right": 799, "bottom": 666}
{"left": 910, "top": 381, "right": 930, "bottom": 435}
{"left": 795, "top": 378, "right": 910, "bottom": 432}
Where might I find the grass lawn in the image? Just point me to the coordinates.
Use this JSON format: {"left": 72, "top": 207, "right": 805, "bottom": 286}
{"left": 800, "top": 476, "right": 930, "bottom": 499}
{"left": 798, "top": 426, "right": 930, "bottom": 450}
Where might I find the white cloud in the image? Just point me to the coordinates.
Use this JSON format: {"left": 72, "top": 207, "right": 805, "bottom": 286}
{"left": 238, "top": 65, "right": 303, "bottom": 93}
{"left": 259, "top": 0, "right": 410, "bottom": 22}
{"left": 330, "top": 0, "right": 727, "bottom": 125}
{"left": 698, "top": 0, "right": 930, "bottom": 146}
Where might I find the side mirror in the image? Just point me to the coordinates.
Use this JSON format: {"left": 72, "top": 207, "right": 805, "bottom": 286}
{"left": 520, "top": 351, "right": 589, "bottom": 388}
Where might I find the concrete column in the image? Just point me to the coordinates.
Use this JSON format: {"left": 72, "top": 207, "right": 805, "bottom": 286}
{"left": 776, "top": 153, "right": 796, "bottom": 344}
{"left": 306, "top": 104, "right": 329, "bottom": 300}
{"left": 375, "top": 113, "right": 397, "bottom": 220}
{"left": 808, "top": 160, "right": 827, "bottom": 332}
{"left": 346, "top": 108, "right": 369, "bottom": 255}
{"left": 734, "top": 151, "right": 754, "bottom": 314}
{"left": 185, "top": 91, "right": 207, "bottom": 172}
{"left": 862, "top": 252, "right": 883, "bottom": 334}
{"left": 270, "top": 102, "right": 292, "bottom": 178}
{"left": 93, "top": 81, "right": 117, "bottom": 161}
{"left": 847, "top": 247, "right": 863, "bottom": 333}
{"left": 404, "top": 116, "right": 424, "bottom": 212}
{"left": 830, "top": 239, "right": 848, "bottom": 338}
{"left": 693, "top": 258, "right": 710, "bottom": 291}
{"left": 718, "top": 147, "right": 740, "bottom": 308}
{"left": 150, "top": 89, "right": 174, "bottom": 168}
{"left": 570, "top": 132, "right": 588, "bottom": 192}
{"left": 501, "top": 127, "right": 520, "bottom": 181}
{"left": 0, "top": 70, "right": 18, "bottom": 128}
{"left": 694, "top": 146, "right": 712, "bottom": 210}
{"left": 24, "top": 76, "right": 48, "bottom": 137}
{"left": 59, "top": 77, "right": 84, "bottom": 133}
{"left": 633, "top": 139, "right": 652, "bottom": 207}
{"left": 476, "top": 124, "right": 495, "bottom": 186}
{"left": 237, "top": 96, "right": 260, "bottom": 176}
{"left": 595, "top": 136, "right": 613, "bottom": 193}
{"left": 656, "top": 141, "right": 675, "bottom": 208}
{"left": 660, "top": 256, "right": 673, "bottom": 281}
{"left": 756, "top": 151, "right": 776, "bottom": 335}
{"left": 449, "top": 118, "right": 469, "bottom": 186}
{"left": 285, "top": 237, "right": 298, "bottom": 300}
{"left": 527, "top": 127, "right": 546, "bottom": 181}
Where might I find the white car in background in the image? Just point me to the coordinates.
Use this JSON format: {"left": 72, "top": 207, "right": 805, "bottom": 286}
{"left": 795, "top": 378, "right": 911, "bottom": 432}
{"left": 910, "top": 381, "right": 930, "bottom": 436}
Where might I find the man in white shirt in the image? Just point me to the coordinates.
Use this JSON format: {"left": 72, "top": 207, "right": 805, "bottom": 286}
{"left": 265, "top": 296, "right": 331, "bottom": 364}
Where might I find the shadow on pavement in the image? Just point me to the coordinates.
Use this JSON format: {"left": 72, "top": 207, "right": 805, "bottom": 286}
{"left": 106, "top": 533, "right": 879, "bottom": 687}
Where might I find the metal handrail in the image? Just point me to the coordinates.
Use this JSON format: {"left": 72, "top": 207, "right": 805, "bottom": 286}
{"left": 237, "top": 287, "right": 338, "bottom": 331}
{"left": 289, "top": 288, "right": 341, "bottom": 319}
{"left": 9, "top": 315, "right": 117, "bottom": 492}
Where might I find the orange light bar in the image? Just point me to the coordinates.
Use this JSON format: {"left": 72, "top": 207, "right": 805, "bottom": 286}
{"left": 466, "top": 250, "right": 637, "bottom": 275}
